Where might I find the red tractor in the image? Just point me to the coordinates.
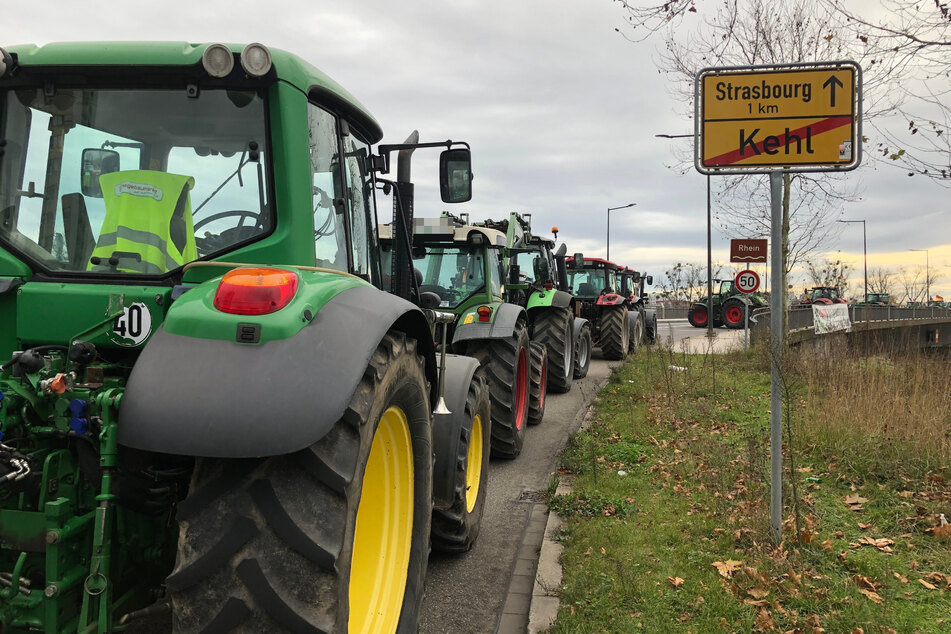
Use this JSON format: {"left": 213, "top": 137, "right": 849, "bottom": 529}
{"left": 565, "top": 257, "right": 631, "bottom": 360}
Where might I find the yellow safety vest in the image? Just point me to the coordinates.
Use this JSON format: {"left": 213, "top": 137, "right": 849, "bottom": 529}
{"left": 90, "top": 170, "right": 197, "bottom": 274}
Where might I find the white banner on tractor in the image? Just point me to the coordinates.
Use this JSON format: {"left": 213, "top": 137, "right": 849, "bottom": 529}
{"left": 813, "top": 304, "right": 851, "bottom": 334}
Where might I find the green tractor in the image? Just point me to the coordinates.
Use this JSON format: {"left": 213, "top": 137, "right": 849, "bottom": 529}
{"left": 380, "top": 213, "right": 539, "bottom": 459}
{"left": 618, "top": 266, "right": 658, "bottom": 348}
{"left": 687, "top": 280, "right": 766, "bottom": 329}
{"left": 478, "top": 213, "right": 593, "bottom": 392}
{"left": 0, "top": 42, "right": 491, "bottom": 633}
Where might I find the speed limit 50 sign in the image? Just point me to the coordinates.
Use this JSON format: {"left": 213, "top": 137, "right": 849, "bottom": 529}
{"left": 735, "top": 269, "right": 760, "bottom": 294}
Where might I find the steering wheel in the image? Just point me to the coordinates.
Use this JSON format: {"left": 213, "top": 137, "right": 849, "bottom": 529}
{"left": 194, "top": 210, "right": 263, "bottom": 256}
{"left": 194, "top": 209, "right": 261, "bottom": 233}
{"left": 419, "top": 284, "right": 450, "bottom": 299}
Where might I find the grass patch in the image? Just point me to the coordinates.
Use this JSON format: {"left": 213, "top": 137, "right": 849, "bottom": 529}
{"left": 550, "top": 343, "right": 950, "bottom": 633}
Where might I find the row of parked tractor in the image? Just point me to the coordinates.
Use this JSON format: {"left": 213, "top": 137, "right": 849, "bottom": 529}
{"left": 380, "top": 212, "right": 656, "bottom": 460}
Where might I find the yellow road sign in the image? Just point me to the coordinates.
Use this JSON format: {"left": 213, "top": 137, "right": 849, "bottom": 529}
{"left": 696, "top": 63, "right": 861, "bottom": 172}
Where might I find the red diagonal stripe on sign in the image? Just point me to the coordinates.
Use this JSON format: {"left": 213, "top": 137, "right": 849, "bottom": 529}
{"left": 705, "top": 116, "right": 852, "bottom": 166}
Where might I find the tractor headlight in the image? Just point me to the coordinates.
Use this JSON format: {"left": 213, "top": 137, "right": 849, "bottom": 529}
{"left": 202, "top": 43, "right": 234, "bottom": 78}
{"left": 240, "top": 43, "right": 272, "bottom": 77}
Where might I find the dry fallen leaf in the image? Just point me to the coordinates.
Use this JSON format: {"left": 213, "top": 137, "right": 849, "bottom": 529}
{"left": 747, "top": 585, "right": 770, "bottom": 599}
{"left": 852, "top": 575, "right": 879, "bottom": 591}
{"left": 754, "top": 607, "right": 776, "bottom": 631}
{"left": 892, "top": 572, "right": 909, "bottom": 584}
{"left": 857, "top": 522, "right": 872, "bottom": 530}
{"left": 858, "top": 588, "right": 883, "bottom": 604}
{"left": 843, "top": 493, "right": 868, "bottom": 507}
{"left": 668, "top": 576, "right": 685, "bottom": 587}
{"left": 857, "top": 536, "right": 894, "bottom": 553}
{"left": 919, "top": 578, "right": 937, "bottom": 590}
{"left": 712, "top": 559, "right": 744, "bottom": 579}
{"left": 934, "top": 523, "right": 951, "bottom": 539}
{"left": 820, "top": 539, "right": 833, "bottom": 552}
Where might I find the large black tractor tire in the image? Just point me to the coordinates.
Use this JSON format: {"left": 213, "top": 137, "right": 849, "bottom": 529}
{"left": 469, "top": 321, "right": 531, "bottom": 459}
{"left": 528, "top": 342, "right": 548, "bottom": 426}
{"left": 722, "top": 298, "right": 747, "bottom": 329}
{"left": 573, "top": 322, "right": 593, "bottom": 379}
{"left": 628, "top": 308, "right": 645, "bottom": 352}
{"left": 534, "top": 307, "right": 574, "bottom": 394}
{"left": 431, "top": 374, "right": 492, "bottom": 554}
{"left": 687, "top": 304, "right": 708, "bottom": 328}
{"left": 168, "top": 332, "right": 433, "bottom": 634}
{"left": 599, "top": 306, "right": 630, "bottom": 361}
{"left": 645, "top": 311, "right": 658, "bottom": 344}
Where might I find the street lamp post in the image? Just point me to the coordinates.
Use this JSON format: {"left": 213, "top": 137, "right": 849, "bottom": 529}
{"left": 910, "top": 248, "right": 930, "bottom": 304}
{"left": 606, "top": 203, "right": 636, "bottom": 262}
{"left": 837, "top": 219, "right": 867, "bottom": 302}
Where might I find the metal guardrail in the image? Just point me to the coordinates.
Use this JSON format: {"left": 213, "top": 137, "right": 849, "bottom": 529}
{"left": 784, "top": 305, "right": 951, "bottom": 331}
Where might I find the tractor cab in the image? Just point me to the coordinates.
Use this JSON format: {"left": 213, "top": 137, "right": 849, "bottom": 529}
{"left": 803, "top": 286, "right": 846, "bottom": 304}
{"left": 380, "top": 214, "right": 505, "bottom": 314}
{"left": 566, "top": 257, "right": 621, "bottom": 299}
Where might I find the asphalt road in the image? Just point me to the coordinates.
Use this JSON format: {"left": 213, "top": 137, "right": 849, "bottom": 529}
{"left": 419, "top": 351, "right": 616, "bottom": 634}
{"left": 419, "top": 320, "right": 713, "bottom": 633}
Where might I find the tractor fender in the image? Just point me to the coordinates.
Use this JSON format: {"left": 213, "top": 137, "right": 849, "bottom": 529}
{"left": 117, "top": 285, "right": 437, "bottom": 458}
{"left": 431, "top": 354, "right": 482, "bottom": 511}
{"left": 452, "top": 302, "right": 526, "bottom": 345}
{"left": 572, "top": 317, "right": 590, "bottom": 346}
{"left": 596, "top": 293, "right": 626, "bottom": 306}
{"left": 526, "top": 289, "right": 572, "bottom": 312}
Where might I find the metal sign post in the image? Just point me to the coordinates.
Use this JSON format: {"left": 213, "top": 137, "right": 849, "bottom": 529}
{"left": 768, "top": 170, "right": 784, "bottom": 544}
{"left": 734, "top": 269, "right": 760, "bottom": 352}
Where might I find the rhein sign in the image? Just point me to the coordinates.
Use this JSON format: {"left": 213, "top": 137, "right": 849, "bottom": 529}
{"left": 730, "top": 239, "right": 767, "bottom": 263}
{"left": 695, "top": 61, "right": 862, "bottom": 175}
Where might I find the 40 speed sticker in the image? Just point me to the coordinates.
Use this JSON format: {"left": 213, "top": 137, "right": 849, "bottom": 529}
{"left": 109, "top": 302, "right": 153, "bottom": 346}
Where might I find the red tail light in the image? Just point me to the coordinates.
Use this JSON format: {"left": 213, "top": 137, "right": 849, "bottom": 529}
{"left": 214, "top": 267, "right": 299, "bottom": 315}
{"left": 477, "top": 306, "right": 493, "bottom": 322}
{"left": 544, "top": 282, "right": 554, "bottom": 291}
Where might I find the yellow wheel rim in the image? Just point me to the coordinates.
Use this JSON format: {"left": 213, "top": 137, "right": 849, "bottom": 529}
{"left": 465, "top": 414, "right": 483, "bottom": 513}
{"left": 349, "top": 406, "right": 414, "bottom": 634}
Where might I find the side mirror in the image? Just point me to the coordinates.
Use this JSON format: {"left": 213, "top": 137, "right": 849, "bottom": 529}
{"left": 573, "top": 253, "right": 584, "bottom": 267}
{"left": 646, "top": 275, "right": 653, "bottom": 285}
{"left": 81, "top": 149, "right": 120, "bottom": 198}
{"left": 439, "top": 148, "right": 472, "bottom": 203}
{"left": 533, "top": 256, "right": 550, "bottom": 283}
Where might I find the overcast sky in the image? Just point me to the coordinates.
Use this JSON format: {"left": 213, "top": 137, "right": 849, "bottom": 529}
{"left": 8, "top": 0, "right": 949, "bottom": 295}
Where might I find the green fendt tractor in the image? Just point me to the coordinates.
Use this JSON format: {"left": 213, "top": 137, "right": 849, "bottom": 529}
{"left": 0, "top": 42, "right": 490, "bottom": 633}
{"left": 479, "top": 214, "right": 592, "bottom": 392}
{"left": 687, "top": 280, "right": 766, "bottom": 329}
{"left": 380, "top": 214, "right": 537, "bottom": 458}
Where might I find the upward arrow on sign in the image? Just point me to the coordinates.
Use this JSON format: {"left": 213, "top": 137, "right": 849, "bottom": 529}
{"left": 823, "top": 75, "right": 844, "bottom": 107}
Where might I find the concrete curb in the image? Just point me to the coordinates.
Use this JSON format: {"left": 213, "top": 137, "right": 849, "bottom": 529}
{"left": 526, "top": 377, "right": 608, "bottom": 633}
